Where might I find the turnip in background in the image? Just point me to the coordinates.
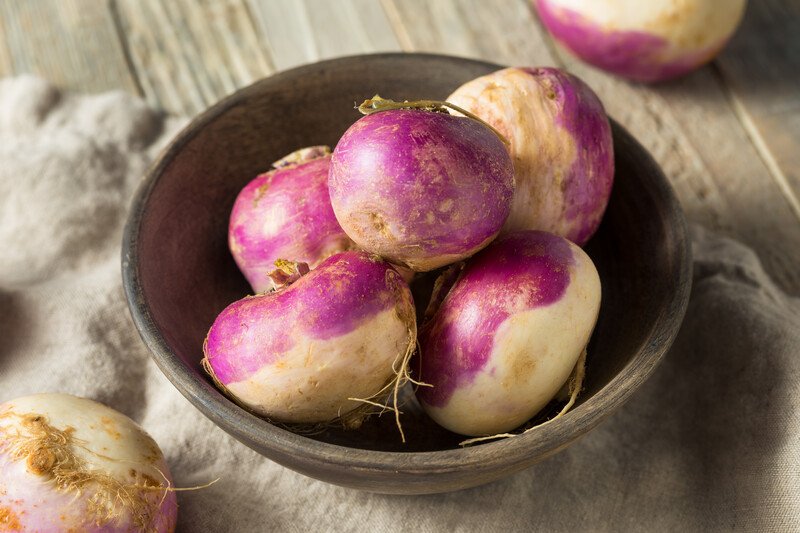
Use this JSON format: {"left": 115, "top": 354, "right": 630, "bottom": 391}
{"left": 448, "top": 67, "right": 613, "bottom": 246}
{"left": 229, "top": 146, "right": 353, "bottom": 293}
{"left": 534, "top": 0, "right": 748, "bottom": 83}
{"left": 417, "top": 231, "right": 601, "bottom": 437}
{"left": 0, "top": 393, "right": 177, "bottom": 532}
{"left": 329, "top": 97, "right": 514, "bottom": 272}
{"left": 203, "top": 251, "right": 416, "bottom": 437}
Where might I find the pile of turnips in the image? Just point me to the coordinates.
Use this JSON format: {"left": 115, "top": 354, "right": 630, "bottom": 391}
{"left": 203, "top": 65, "right": 613, "bottom": 441}
{"left": 0, "top": 393, "right": 177, "bottom": 532}
{"left": 534, "top": 0, "right": 748, "bottom": 83}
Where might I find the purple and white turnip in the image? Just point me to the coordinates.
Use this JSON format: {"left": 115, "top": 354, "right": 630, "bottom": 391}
{"left": 328, "top": 97, "right": 514, "bottom": 272}
{"left": 448, "top": 67, "right": 614, "bottom": 246}
{"left": 203, "top": 251, "right": 416, "bottom": 433}
{"left": 416, "top": 231, "right": 601, "bottom": 437}
{"left": 229, "top": 145, "right": 353, "bottom": 293}
{"left": 0, "top": 393, "right": 177, "bottom": 532}
{"left": 534, "top": 0, "right": 748, "bottom": 83}
{"left": 211, "top": 73, "right": 614, "bottom": 441}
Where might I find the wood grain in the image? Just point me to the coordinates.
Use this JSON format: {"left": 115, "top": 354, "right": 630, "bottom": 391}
{"left": 0, "top": 14, "right": 12, "bottom": 77}
{"left": 649, "top": 71, "right": 800, "bottom": 292}
{"left": 246, "top": 0, "right": 401, "bottom": 71}
{"left": 0, "top": 0, "right": 138, "bottom": 94}
{"left": 384, "top": 0, "right": 800, "bottom": 294}
{"left": 0, "top": 0, "right": 796, "bottom": 289}
{"left": 715, "top": 0, "right": 800, "bottom": 218}
{"left": 114, "top": 0, "right": 275, "bottom": 115}
{"left": 383, "top": 0, "right": 555, "bottom": 66}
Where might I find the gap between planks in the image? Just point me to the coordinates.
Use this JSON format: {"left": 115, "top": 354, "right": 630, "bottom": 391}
{"left": 713, "top": 0, "right": 800, "bottom": 223}
{"left": 711, "top": 64, "right": 800, "bottom": 224}
{"left": 110, "top": 0, "right": 277, "bottom": 115}
{"left": 0, "top": 0, "right": 139, "bottom": 94}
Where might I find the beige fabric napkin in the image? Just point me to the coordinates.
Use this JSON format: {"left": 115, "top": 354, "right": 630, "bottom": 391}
{"left": 1, "top": 76, "right": 798, "bottom": 532}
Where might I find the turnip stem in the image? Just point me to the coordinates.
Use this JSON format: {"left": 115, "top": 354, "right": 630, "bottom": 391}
{"left": 357, "top": 95, "right": 510, "bottom": 147}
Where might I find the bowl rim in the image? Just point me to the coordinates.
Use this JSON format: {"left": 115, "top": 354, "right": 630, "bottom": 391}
{"left": 122, "top": 52, "right": 692, "bottom": 475}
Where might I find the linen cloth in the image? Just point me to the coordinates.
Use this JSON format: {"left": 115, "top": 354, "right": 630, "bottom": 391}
{"left": 1, "top": 76, "right": 798, "bottom": 532}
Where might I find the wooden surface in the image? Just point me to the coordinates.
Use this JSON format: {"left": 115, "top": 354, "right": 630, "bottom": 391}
{"left": 123, "top": 54, "right": 691, "bottom": 492}
{"left": 1, "top": 0, "right": 798, "bottom": 294}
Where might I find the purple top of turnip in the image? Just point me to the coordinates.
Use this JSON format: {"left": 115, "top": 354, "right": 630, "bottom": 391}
{"left": 206, "top": 251, "right": 407, "bottom": 385}
{"left": 229, "top": 146, "right": 353, "bottom": 293}
{"left": 418, "top": 231, "right": 575, "bottom": 407}
{"left": 329, "top": 102, "right": 514, "bottom": 272}
{"left": 448, "top": 67, "right": 614, "bottom": 245}
{"left": 204, "top": 251, "right": 416, "bottom": 430}
{"left": 415, "top": 230, "right": 601, "bottom": 436}
{"left": 534, "top": 0, "right": 746, "bottom": 83}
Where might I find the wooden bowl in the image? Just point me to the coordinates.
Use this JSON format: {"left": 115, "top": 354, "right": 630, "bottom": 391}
{"left": 122, "top": 53, "right": 691, "bottom": 494}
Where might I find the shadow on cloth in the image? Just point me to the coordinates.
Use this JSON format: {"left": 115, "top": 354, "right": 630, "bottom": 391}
{"left": 82, "top": 284, "right": 152, "bottom": 423}
{"left": 0, "top": 289, "right": 33, "bottom": 374}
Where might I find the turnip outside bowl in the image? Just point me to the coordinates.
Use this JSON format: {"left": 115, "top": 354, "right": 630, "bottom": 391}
{"left": 121, "top": 53, "right": 691, "bottom": 495}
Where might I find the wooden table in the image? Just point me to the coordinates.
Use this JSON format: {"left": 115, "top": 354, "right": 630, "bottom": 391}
{"left": 2, "top": 0, "right": 797, "bottom": 294}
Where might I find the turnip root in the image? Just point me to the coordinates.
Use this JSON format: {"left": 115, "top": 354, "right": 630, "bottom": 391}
{"left": 328, "top": 97, "right": 514, "bottom": 272}
{"left": 0, "top": 393, "right": 177, "bottom": 532}
{"left": 417, "top": 231, "right": 601, "bottom": 437}
{"left": 203, "top": 251, "right": 416, "bottom": 435}
{"left": 448, "top": 67, "right": 613, "bottom": 245}
{"left": 229, "top": 146, "right": 354, "bottom": 293}
{"left": 534, "top": 0, "right": 747, "bottom": 82}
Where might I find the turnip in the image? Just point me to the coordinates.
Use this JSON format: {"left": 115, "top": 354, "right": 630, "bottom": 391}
{"left": 448, "top": 67, "right": 613, "bottom": 246}
{"left": 229, "top": 146, "right": 354, "bottom": 293}
{"left": 0, "top": 393, "right": 177, "bottom": 532}
{"left": 534, "top": 0, "right": 748, "bottom": 82}
{"left": 416, "top": 231, "right": 600, "bottom": 437}
{"left": 203, "top": 251, "right": 416, "bottom": 438}
{"left": 328, "top": 97, "right": 514, "bottom": 272}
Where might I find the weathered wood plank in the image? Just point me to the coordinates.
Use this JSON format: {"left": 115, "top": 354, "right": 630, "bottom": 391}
{"left": 652, "top": 72, "right": 800, "bottom": 288}
{"left": 0, "top": 14, "right": 13, "bottom": 77}
{"left": 114, "top": 0, "right": 275, "bottom": 115}
{"left": 383, "top": 0, "right": 800, "bottom": 293}
{"left": 246, "top": 0, "right": 401, "bottom": 71}
{"left": 309, "top": 0, "right": 400, "bottom": 54}
{"left": 715, "top": 0, "right": 800, "bottom": 219}
{"left": 382, "top": 0, "right": 555, "bottom": 66}
{"left": 0, "top": 0, "right": 138, "bottom": 94}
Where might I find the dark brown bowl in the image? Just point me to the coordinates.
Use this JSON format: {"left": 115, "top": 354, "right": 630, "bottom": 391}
{"left": 122, "top": 53, "right": 691, "bottom": 494}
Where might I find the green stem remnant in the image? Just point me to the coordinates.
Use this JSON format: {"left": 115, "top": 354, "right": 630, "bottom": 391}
{"left": 357, "top": 95, "right": 510, "bottom": 147}
{"left": 268, "top": 259, "right": 311, "bottom": 290}
{"left": 272, "top": 145, "right": 331, "bottom": 169}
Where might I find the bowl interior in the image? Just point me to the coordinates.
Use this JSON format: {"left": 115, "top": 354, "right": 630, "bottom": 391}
{"left": 126, "top": 55, "right": 689, "bottom": 456}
